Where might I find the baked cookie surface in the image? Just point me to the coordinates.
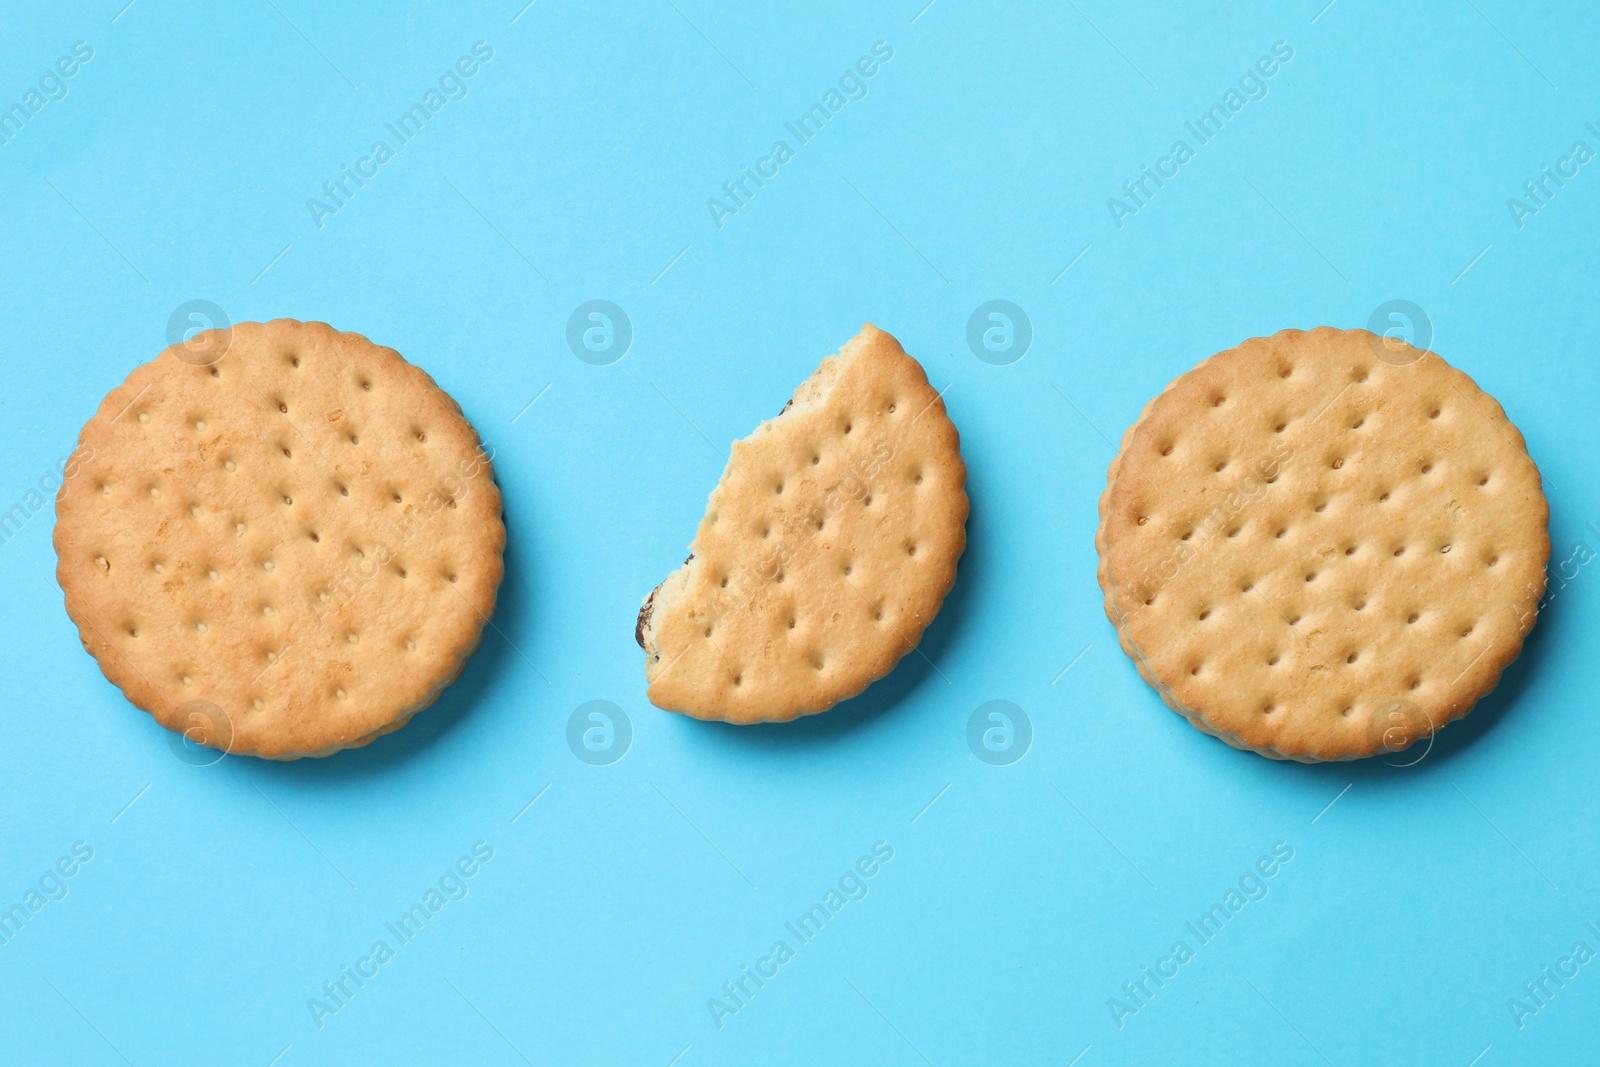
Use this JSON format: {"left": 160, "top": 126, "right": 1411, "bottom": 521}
{"left": 637, "top": 324, "right": 967, "bottom": 723}
{"left": 1096, "top": 327, "right": 1548, "bottom": 761}
{"left": 54, "top": 320, "right": 505, "bottom": 759}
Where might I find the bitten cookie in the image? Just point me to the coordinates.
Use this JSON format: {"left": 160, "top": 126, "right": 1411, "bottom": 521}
{"left": 637, "top": 324, "right": 967, "bottom": 723}
{"left": 1096, "top": 327, "right": 1549, "bottom": 762}
{"left": 54, "top": 320, "right": 505, "bottom": 759}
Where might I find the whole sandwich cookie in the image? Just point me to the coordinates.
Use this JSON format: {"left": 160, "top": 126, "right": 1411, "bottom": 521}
{"left": 637, "top": 324, "right": 967, "bottom": 723}
{"left": 54, "top": 320, "right": 505, "bottom": 759}
{"left": 1096, "top": 327, "right": 1549, "bottom": 761}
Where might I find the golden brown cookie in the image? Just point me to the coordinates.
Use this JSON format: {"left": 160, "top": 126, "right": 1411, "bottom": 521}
{"left": 54, "top": 320, "right": 505, "bottom": 759}
{"left": 637, "top": 324, "right": 967, "bottom": 723}
{"left": 1096, "top": 327, "right": 1548, "bottom": 761}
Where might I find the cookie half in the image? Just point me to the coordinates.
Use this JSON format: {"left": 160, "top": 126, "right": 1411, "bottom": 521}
{"left": 1096, "top": 327, "right": 1549, "bottom": 761}
{"left": 637, "top": 324, "right": 967, "bottom": 723}
{"left": 54, "top": 320, "right": 506, "bottom": 759}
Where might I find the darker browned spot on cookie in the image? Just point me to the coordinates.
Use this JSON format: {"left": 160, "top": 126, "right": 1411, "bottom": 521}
{"left": 636, "top": 553, "right": 693, "bottom": 648}
{"left": 635, "top": 587, "right": 658, "bottom": 648}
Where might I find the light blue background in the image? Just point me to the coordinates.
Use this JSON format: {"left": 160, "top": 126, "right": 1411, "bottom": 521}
{"left": 2, "top": 1, "right": 1597, "bottom": 1064}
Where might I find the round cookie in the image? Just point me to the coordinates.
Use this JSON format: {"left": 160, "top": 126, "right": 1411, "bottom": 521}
{"left": 54, "top": 320, "right": 505, "bottom": 759}
{"left": 1096, "top": 327, "right": 1549, "bottom": 762}
{"left": 637, "top": 324, "right": 967, "bottom": 723}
